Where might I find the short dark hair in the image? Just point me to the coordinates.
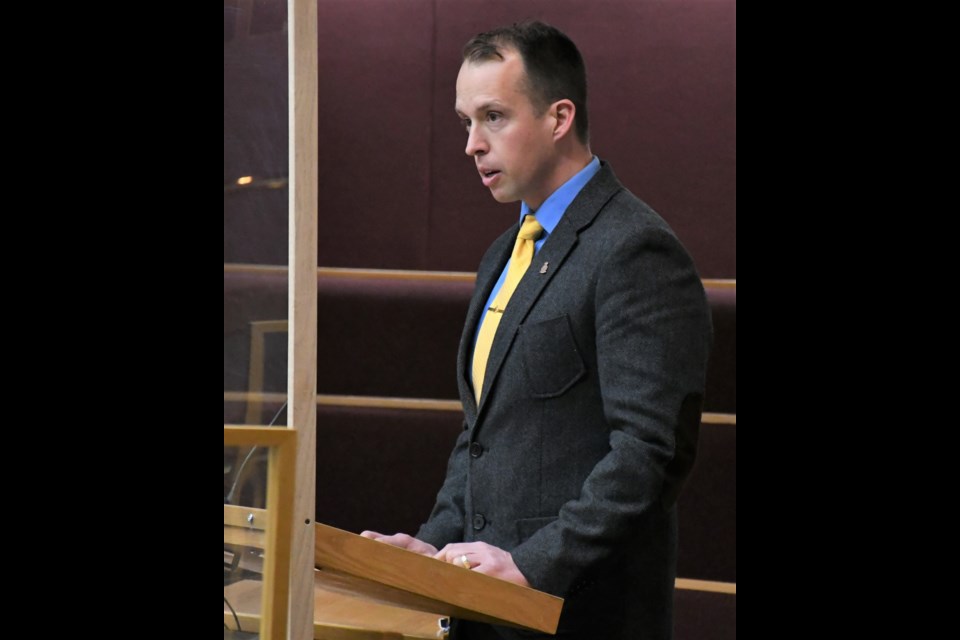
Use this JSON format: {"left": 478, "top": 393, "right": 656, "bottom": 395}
{"left": 463, "top": 21, "right": 589, "bottom": 145}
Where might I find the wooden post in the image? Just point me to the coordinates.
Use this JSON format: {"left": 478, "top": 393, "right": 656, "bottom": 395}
{"left": 288, "top": 0, "right": 318, "bottom": 638}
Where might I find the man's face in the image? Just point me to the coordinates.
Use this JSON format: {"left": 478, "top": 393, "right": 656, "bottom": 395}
{"left": 455, "top": 51, "right": 558, "bottom": 210}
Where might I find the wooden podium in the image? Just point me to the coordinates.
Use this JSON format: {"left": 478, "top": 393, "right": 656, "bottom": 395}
{"left": 314, "top": 523, "right": 563, "bottom": 635}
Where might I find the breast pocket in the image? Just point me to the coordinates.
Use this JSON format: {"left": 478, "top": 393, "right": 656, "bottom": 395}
{"left": 520, "top": 315, "right": 586, "bottom": 398}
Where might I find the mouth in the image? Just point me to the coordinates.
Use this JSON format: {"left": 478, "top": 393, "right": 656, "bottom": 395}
{"left": 479, "top": 168, "right": 501, "bottom": 187}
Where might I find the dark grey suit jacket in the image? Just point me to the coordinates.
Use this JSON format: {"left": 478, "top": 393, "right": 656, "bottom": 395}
{"left": 417, "top": 162, "right": 712, "bottom": 639}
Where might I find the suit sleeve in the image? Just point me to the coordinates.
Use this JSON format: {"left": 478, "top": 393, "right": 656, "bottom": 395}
{"left": 510, "top": 224, "right": 713, "bottom": 596}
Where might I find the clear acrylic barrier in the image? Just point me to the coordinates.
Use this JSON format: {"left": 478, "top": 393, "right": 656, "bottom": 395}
{"left": 224, "top": 0, "right": 289, "bottom": 427}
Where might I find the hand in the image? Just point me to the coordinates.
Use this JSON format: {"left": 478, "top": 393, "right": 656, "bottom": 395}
{"left": 359, "top": 530, "right": 438, "bottom": 556}
{"left": 434, "top": 542, "right": 530, "bottom": 587}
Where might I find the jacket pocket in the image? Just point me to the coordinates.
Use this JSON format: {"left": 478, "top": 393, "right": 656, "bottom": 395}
{"left": 519, "top": 315, "right": 586, "bottom": 398}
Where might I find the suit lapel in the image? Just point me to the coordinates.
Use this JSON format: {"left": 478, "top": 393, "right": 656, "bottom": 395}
{"left": 465, "top": 162, "right": 625, "bottom": 424}
{"left": 457, "top": 229, "right": 515, "bottom": 424}
{"left": 474, "top": 220, "right": 578, "bottom": 416}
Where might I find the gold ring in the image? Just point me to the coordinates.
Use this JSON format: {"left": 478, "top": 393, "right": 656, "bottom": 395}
{"left": 459, "top": 554, "right": 471, "bottom": 569}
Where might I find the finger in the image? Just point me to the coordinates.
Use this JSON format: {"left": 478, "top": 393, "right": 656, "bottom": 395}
{"left": 448, "top": 552, "right": 475, "bottom": 569}
{"left": 363, "top": 532, "right": 410, "bottom": 548}
{"left": 437, "top": 547, "right": 481, "bottom": 569}
{"left": 436, "top": 544, "right": 473, "bottom": 562}
{"left": 433, "top": 545, "right": 453, "bottom": 561}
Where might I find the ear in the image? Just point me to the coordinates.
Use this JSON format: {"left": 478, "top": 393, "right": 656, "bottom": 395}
{"left": 550, "top": 99, "right": 577, "bottom": 141}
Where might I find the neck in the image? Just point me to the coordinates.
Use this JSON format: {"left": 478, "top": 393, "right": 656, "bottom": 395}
{"left": 556, "top": 144, "right": 594, "bottom": 183}
{"left": 527, "top": 145, "right": 594, "bottom": 211}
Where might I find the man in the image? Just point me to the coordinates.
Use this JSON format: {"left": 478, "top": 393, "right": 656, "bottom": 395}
{"left": 363, "top": 21, "right": 712, "bottom": 639}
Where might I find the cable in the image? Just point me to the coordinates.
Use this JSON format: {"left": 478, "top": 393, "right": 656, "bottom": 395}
{"left": 225, "top": 401, "right": 288, "bottom": 504}
{"left": 224, "top": 594, "right": 241, "bottom": 631}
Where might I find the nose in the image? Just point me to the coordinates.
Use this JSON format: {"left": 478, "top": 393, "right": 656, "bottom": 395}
{"left": 465, "top": 126, "right": 487, "bottom": 157}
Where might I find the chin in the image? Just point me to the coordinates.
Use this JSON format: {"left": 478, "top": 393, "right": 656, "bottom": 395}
{"left": 490, "top": 190, "right": 520, "bottom": 204}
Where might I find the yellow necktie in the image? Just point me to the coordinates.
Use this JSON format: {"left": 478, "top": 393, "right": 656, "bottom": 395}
{"left": 472, "top": 214, "right": 544, "bottom": 401}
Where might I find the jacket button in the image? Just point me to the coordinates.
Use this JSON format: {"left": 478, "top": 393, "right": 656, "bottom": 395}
{"left": 472, "top": 514, "right": 486, "bottom": 531}
{"left": 469, "top": 442, "right": 484, "bottom": 458}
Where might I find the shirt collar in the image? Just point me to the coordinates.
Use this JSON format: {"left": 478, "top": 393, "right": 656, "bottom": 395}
{"left": 520, "top": 156, "right": 601, "bottom": 235}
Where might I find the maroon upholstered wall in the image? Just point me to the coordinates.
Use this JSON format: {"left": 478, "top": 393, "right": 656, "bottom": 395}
{"left": 225, "top": 0, "right": 736, "bottom": 278}
{"left": 316, "top": 0, "right": 435, "bottom": 269}
{"left": 426, "top": 0, "right": 736, "bottom": 277}
{"left": 224, "top": 270, "right": 735, "bottom": 412}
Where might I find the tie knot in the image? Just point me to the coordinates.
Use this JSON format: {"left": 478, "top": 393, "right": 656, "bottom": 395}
{"left": 518, "top": 215, "right": 543, "bottom": 241}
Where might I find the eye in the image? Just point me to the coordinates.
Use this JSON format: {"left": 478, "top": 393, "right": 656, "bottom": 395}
{"left": 460, "top": 118, "right": 471, "bottom": 132}
{"left": 487, "top": 112, "right": 502, "bottom": 123}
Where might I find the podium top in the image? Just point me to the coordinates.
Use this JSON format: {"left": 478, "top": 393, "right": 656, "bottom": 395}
{"left": 314, "top": 523, "right": 563, "bottom": 634}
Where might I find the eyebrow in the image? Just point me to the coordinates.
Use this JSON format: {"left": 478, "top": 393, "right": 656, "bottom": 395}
{"left": 455, "top": 101, "right": 506, "bottom": 117}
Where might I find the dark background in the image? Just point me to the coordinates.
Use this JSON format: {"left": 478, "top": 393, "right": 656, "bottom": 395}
{"left": 224, "top": 0, "right": 736, "bottom": 278}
